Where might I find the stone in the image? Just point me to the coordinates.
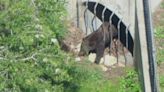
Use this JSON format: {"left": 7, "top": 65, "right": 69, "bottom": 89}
{"left": 125, "top": 52, "right": 134, "bottom": 66}
{"left": 75, "top": 57, "right": 81, "bottom": 62}
{"left": 88, "top": 53, "right": 96, "bottom": 63}
{"left": 100, "top": 65, "right": 108, "bottom": 71}
{"left": 102, "top": 55, "right": 117, "bottom": 66}
{"left": 74, "top": 43, "right": 81, "bottom": 53}
{"left": 88, "top": 53, "right": 117, "bottom": 66}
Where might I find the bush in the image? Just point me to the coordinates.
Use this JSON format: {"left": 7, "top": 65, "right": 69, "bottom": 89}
{"left": 0, "top": 0, "right": 76, "bottom": 91}
{"left": 119, "top": 69, "right": 141, "bottom": 92}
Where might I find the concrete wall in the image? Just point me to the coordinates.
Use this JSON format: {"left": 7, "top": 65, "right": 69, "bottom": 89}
{"left": 66, "top": 0, "right": 162, "bottom": 37}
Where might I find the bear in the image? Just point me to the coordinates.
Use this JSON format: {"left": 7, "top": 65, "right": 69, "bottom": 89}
{"left": 78, "top": 22, "right": 118, "bottom": 64}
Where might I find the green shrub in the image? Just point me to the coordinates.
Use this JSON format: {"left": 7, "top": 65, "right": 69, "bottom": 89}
{"left": 160, "top": 75, "right": 164, "bottom": 92}
{"left": 160, "top": 1, "right": 164, "bottom": 9}
{"left": 0, "top": 0, "right": 75, "bottom": 91}
{"left": 155, "top": 26, "right": 164, "bottom": 39}
{"left": 119, "top": 69, "right": 141, "bottom": 92}
{"left": 155, "top": 27, "right": 164, "bottom": 64}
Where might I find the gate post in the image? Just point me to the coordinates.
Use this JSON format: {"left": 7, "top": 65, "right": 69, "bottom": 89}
{"left": 134, "top": 0, "right": 151, "bottom": 91}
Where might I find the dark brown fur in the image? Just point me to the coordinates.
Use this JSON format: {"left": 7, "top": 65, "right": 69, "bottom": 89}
{"left": 78, "top": 22, "right": 117, "bottom": 64}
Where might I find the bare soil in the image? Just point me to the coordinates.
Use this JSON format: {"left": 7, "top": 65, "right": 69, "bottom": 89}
{"left": 58, "top": 23, "right": 84, "bottom": 55}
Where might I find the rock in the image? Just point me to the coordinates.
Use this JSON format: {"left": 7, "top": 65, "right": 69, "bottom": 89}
{"left": 88, "top": 53, "right": 96, "bottom": 63}
{"left": 116, "top": 62, "right": 125, "bottom": 67}
{"left": 70, "top": 44, "right": 75, "bottom": 50}
{"left": 111, "top": 62, "right": 125, "bottom": 68}
{"left": 117, "top": 62, "right": 125, "bottom": 67}
{"left": 88, "top": 53, "right": 117, "bottom": 66}
{"left": 102, "top": 55, "right": 117, "bottom": 66}
{"left": 75, "top": 57, "right": 81, "bottom": 62}
{"left": 100, "top": 65, "right": 108, "bottom": 71}
{"left": 117, "top": 53, "right": 134, "bottom": 66}
{"left": 74, "top": 43, "right": 81, "bottom": 53}
{"left": 118, "top": 55, "right": 126, "bottom": 63}
{"left": 125, "top": 52, "right": 134, "bottom": 66}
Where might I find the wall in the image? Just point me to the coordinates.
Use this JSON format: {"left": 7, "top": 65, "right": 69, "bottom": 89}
{"left": 66, "top": 0, "right": 162, "bottom": 37}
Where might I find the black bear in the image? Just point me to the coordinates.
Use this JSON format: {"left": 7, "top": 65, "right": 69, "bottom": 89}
{"left": 78, "top": 22, "right": 118, "bottom": 64}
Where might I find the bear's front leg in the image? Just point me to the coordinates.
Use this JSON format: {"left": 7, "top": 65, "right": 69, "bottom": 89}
{"left": 94, "top": 42, "right": 105, "bottom": 64}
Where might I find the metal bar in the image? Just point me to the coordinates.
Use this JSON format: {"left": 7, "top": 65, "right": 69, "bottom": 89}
{"left": 102, "top": 6, "right": 106, "bottom": 41}
{"left": 102, "top": 6, "right": 107, "bottom": 63}
{"left": 143, "top": 0, "right": 159, "bottom": 91}
{"left": 117, "top": 18, "right": 123, "bottom": 41}
{"left": 102, "top": 7, "right": 106, "bottom": 23}
{"left": 76, "top": 0, "right": 79, "bottom": 28}
{"left": 91, "top": 2, "right": 98, "bottom": 32}
{"left": 91, "top": 16, "right": 96, "bottom": 32}
{"left": 109, "top": 8, "right": 117, "bottom": 54}
{"left": 84, "top": 1, "right": 88, "bottom": 35}
{"left": 126, "top": 24, "right": 130, "bottom": 51}
{"left": 116, "top": 18, "right": 123, "bottom": 64}
{"left": 125, "top": 24, "right": 130, "bottom": 66}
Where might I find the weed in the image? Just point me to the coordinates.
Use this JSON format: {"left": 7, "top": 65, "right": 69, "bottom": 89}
{"left": 119, "top": 70, "right": 141, "bottom": 92}
{"left": 160, "top": 1, "right": 164, "bottom": 9}
{"left": 154, "top": 26, "right": 164, "bottom": 38}
{"left": 160, "top": 76, "right": 164, "bottom": 91}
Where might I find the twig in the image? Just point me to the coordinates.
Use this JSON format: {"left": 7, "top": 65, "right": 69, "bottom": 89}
{"left": 21, "top": 53, "right": 37, "bottom": 61}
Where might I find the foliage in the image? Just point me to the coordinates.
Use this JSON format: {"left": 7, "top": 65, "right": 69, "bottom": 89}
{"left": 119, "top": 69, "right": 141, "bottom": 92}
{"left": 156, "top": 49, "right": 164, "bottom": 65}
{"left": 160, "top": 1, "right": 164, "bottom": 9}
{"left": 155, "top": 26, "right": 164, "bottom": 39}
{"left": 160, "top": 75, "right": 164, "bottom": 92}
{"left": 155, "top": 1, "right": 164, "bottom": 91}
{"left": 0, "top": 0, "right": 76, "bottom": 91}
{"left": 155, "top": 26, "right": 164, "bottom": 64}
{"left": 155, "top": 20, "right": 164, "bottom": 92}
